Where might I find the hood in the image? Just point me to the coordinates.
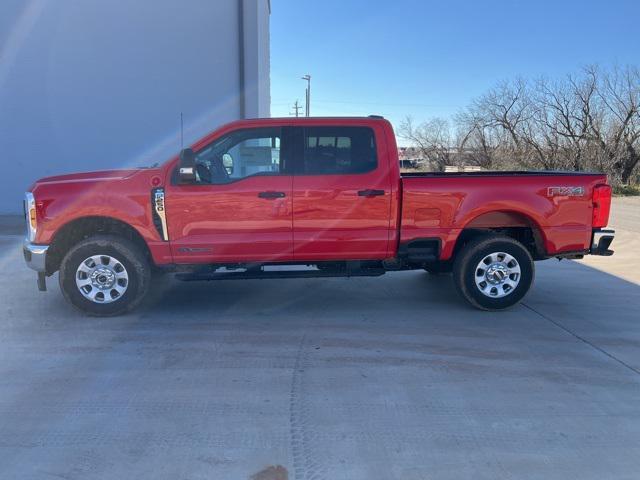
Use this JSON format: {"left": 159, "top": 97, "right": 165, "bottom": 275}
{"left": 32, "top": 169, "right": 144, "bottom": 187}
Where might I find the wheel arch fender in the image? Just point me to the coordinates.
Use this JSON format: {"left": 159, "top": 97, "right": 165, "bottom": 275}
{"left": 45, "top": 216, "right": 154, "bottom": 275}
{"left": 450, "top": 209, "right": 548, "bottom": 260}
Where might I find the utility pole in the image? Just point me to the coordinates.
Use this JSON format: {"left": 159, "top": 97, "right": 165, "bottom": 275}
{"left": 301, "top": 74, "right": 311, "bottom": 117}
{"left": 290, "top": 100, "right": 302, "bottom": 117}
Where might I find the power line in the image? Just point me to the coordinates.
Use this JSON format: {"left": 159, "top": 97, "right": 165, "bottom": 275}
{"left": 310, "top": 99, "right": 464, "bottom": 108}
{"left": 272, "top": 98, "right": 463, "bottom": 109}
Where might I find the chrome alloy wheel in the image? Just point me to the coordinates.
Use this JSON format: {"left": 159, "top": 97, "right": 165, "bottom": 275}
{"left": 474, "top": 252, "right": 521, "bottom": 298}
{"left": 75, "top": 255, "right": 129, "bottom": 304}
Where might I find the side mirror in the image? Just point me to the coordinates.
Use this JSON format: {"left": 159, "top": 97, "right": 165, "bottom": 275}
{"left": 178, "top": 148, "right": 196, "bottom": 183}
{"left": 222, "top": 153, "right": 234, "bottom": 175}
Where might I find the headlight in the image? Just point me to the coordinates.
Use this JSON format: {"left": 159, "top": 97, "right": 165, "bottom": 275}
{"left": 24, "top": 192, "right": 37, "bottom": 242}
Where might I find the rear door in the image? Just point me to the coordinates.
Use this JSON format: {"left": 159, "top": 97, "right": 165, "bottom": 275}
{"left": 292, "top": 125, "right": 393, "bottom": 260}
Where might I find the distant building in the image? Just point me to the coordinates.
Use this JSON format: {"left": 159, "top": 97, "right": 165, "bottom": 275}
{"left": 444, "top": 165, "right": 483, "bottom": 173}
{"left": 398, "top": 146, "right": 485, "bottom": 172}
{"left": 0, "top": 0, "right": 271, "bottom": 214}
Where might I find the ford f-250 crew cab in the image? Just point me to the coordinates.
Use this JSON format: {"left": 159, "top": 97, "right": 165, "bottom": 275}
{"left": 23, "top": 116, "right": 615, "bottom": 316}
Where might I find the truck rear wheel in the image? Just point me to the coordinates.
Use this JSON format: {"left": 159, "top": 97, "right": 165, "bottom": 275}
{"left": 453, "top": 235, "right": 534, "bottom": 311}
{"left": 59, "top": 235, "right": 151, "bottom": 317}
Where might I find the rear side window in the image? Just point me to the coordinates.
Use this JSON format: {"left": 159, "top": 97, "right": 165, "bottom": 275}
{"left": 301, "top": 127, "right": 377, "bottom": 175}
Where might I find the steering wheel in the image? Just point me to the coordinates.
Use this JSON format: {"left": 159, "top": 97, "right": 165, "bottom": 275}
{"left": 209, "top": 156, "right": 231, "bottom": 183}
{"left": 195, "top": 163, "right": 212, "bottom": 184}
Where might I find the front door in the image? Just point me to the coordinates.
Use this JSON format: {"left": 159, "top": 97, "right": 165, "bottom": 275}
{"left": 292, "top": 125, "right": 393, "bottom": 261}
{"left": 165, "top": 127, "right": 294, "bottom": 263}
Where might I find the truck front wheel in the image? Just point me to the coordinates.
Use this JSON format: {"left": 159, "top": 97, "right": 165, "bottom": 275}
{"left": 453, "top": 235, "right": 534, "bottom": 311}
{"left": 59, "top": 235, "right": 151, "bottom": 317}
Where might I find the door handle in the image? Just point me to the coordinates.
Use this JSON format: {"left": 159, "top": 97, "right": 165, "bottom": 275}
{"left": 258, "top": 191, "right": 286, "bottom": 199}
{"left": 358, "top": 189, "right": 385, "bottom": 197}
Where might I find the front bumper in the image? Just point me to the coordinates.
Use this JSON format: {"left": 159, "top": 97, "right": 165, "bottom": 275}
{"left": 23, "top": 239, "right": 49, "bottom": 272}
{"left": 591, "top": 229, "right": 615, "bottom": 256}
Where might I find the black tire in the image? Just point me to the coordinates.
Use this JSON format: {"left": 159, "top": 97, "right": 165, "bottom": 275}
{"left": 59, "top": 235, "right": 151, "bottom": 317}
{"left": 452, "top": 235, "right": 534, "bottom": 311}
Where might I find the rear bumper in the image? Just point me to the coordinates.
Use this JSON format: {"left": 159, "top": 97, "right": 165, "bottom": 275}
{"left": 590, "top": 229, "right": 615, "bottom": 256}
{"left": 23, "top": 239, "right": 49, "bottom": 272}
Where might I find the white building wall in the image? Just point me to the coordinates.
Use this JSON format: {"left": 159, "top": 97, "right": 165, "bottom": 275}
{"left": 243, "top": 0, "right": 271, "bottom": 118}
{"left": 0, "top": 0, "right": 270, "bottom": 214}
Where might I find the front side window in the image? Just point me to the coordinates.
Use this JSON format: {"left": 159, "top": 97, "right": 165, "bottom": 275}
{"left": 193, "top": 128, "right": 282, "bottom": 184}
{"left": 301, "top": 127, "right": 377, "bottom": 175}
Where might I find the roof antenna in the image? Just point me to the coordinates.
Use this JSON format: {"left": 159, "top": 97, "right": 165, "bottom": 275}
{"left": 180, "top": 112, "right": 184, "bottom": 150}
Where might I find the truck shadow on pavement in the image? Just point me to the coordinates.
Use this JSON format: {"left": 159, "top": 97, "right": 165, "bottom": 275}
{"left": 133, "top": 259, "right": 640, "bottom": 385}
{"left": 139, "top": 261, "right": 637, "bottom": 321}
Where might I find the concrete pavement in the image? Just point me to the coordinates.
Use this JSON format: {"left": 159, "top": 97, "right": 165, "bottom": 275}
{"left": 579, "top": 196, "right": 640, "bottom": 285}
{"left": 0, "top": 199, "right": 638, "bottom": 479}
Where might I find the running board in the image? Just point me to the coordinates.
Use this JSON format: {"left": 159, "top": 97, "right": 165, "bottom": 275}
{"left": 175, "top": 268, "right": 386, "bottom": 282}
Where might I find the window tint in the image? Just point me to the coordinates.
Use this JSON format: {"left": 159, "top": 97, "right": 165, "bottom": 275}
{"left": 194, "top": 128, "right": 282, "bottom": 184}
{"left": 302, "top": 127, "right": 377, "bottom": 174}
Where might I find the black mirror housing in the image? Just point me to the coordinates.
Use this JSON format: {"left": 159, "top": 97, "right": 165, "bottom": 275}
{"left": 178, "top": 148, "right": 196, "bottom": 183}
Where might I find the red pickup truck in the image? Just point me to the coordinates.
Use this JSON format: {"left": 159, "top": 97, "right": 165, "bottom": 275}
{"left": 23, "top": 116, "right": 615, "bottom": 316}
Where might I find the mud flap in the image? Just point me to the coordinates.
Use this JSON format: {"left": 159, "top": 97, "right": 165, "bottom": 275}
{"left": 37, "top": 272, "right": 47, "bottom": 292}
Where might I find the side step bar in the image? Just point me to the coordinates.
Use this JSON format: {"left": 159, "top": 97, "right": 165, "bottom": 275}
{"left": 176, "top": 268, "right": 387, "bottom": 282}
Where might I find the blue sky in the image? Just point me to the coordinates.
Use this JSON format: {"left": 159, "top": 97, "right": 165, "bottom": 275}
{"left": 271, "top": 0, "right": 639, "bottom": 129}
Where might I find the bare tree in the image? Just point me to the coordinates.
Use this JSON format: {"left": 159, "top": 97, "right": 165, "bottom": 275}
{"left": 473, "top": 78, "right": 531, "bottom": 150}
{"left": 399, "top": 65, "right": 640, "bottom": 185}
{"left": 595, "top": 65, "right": 640, "bottom": 183}
{"left": 398, "top": 117, "right": 452, "bottom": 172}
{"left": 455, "top": 109, "right": 500, "bottom": 169}
{"left": 533, "top": 70, "right": 599, "bottom": 171}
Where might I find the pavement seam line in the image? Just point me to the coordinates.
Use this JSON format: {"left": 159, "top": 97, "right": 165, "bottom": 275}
{"left": 522, "top": 302, "right": 640, "bottom": 378}
{"left": 289, "top": 334, "right": 323, "bottom": 480}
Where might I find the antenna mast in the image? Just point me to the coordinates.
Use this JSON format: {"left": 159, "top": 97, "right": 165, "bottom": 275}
{"left": 180, "top": 113, "right": 184, "bottom": 150}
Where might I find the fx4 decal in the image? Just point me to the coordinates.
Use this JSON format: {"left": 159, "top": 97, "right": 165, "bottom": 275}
{"left": 547, "top": 186, "right": 585, "bottom": 197}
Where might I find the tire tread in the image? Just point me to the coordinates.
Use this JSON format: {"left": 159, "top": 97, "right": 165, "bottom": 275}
{"left": 452, "top": 234, "right": 534, "bottom": 311}
{"left": 58, "top": 234, "right": 151, "bottom": 317}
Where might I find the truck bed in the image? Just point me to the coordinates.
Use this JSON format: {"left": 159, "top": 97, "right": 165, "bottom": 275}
{"left": 399, "top": 172, "right": 608, "bottom": 261}
{"left": 401, "top": 170, "right": 606, "bottom": 178}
